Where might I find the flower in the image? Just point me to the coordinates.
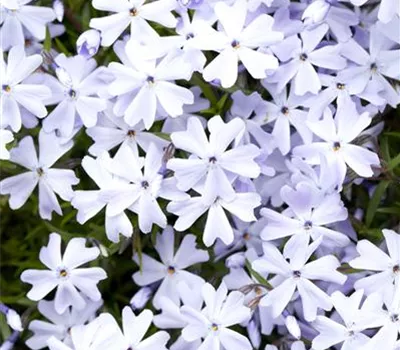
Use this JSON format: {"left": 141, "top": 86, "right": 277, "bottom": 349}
{"left": 0, "top": 1, "right": 56, "bottom": 51}
{"left": 194, "top": 0, "right": 283, "bottom": 88}
{"left": 168, "top": 189, "right": 261, "bottom": 247}
{"left": 168, "top": 115, "right": 261, "bottom": 204}
{"left": 26, "top": 299, "right": 103, "bottom": 349}
{"left": 90, "top": 0, "right": 177, "bottom": 46}
{"left": 71, "top": 152, "right": 135, "bottom": 243}
{"left": 252, "top": 236, "right": 347, "bottom": 321}
{"left": 260, "top": 181, "right": 350, "bottom": 254}
{"left": 101, "top": 142, "right": 188, "bottom": 233}
{"left": 1, "top": 46, "right": 51, "bottom": 132}
{"left": 0, "top": 131, "right": 79, "bottom": 220}
{"left": 46, "top": 313, "right": 125, "bottom": 350}
{"left": 270, "top": 24, "right": 346, "bottom": 96}
{"left": 293, "top": 100, "right": 380, "bottom": 188}
{"left": 180, "top": 282, "right": 253, "bottom": 350}
{"left": 107, "top": 41, "right": 194, "bottom": 129}
{"left": 118, "top": 306, "right": 170, "bottom": 350}
{"left": 21, "top": 233, "right": 107, "bottom": 314}
{"left": 312, "top": 290, "right": 372, "bottom": 350}
{"left": 42, "top": 54, "right": 108, "bottom": 137}
{"left": 349, "top": 229, "right": 400, "bottom": 295}
{"left": 132, "top": 226, "right": 209, "bottom": 308}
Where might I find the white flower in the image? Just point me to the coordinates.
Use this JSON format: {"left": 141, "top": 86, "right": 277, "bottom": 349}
{"left": 0, "top": 1, "right": 56, "bottom": 50}
{"left": 102, "top": 142, "right": 188, "bottom": 233}
{"left": 312, "top": 290, "right": 372, "bottom": 350}
{"left": 71, "top": 153, "right": 134, "bottom": 243}
{"left": 194, "top": 0, "right": 282, "bottom": 88}
{"left": 168, "top": 189, "right": 261, "bottom": 247}
{"left": 90, "top": 0, "right": 177, "bottom": 46}
{"left": 168, "top": 115, "right": 261, "bottom": 203}
{"left": 0, "top": 131, "right": 79, "bottom": 220}
{"left": 86, "top": 106, "right": 168, "bottom": 157}
{"left": 349, "top": 229, "right": 400, "bottom": 295}
{"left": 26, "top": 299, "right": 103, "bottom": 349}
{"left": 43, "top": 54, "right": 107, "bottom": 137}
{"left": 260, "top": 181, "right": 350, "bottom": 255}
{"left": 253, "top": 236, "right": 347, "bottom": 321}
{"left": 118, "top": 307, "right": 170, "bottom": 350}
{"left": 46, "top": 313, "right": 125, "bottom": 350}
{"left": 132, "top": 226, "right": 209, "bottom": 308}
{"left": 108, "top": 42, "right": 194, "bottom": 129}
{"left": 1, "top": 46, "right": 51, "bottom": 132}
{"left": 180, "top": 282, "right": 252, "bottom": 350}
{"left": 293, "top": 100, "right": 380, "bottom": 187}
{"left": 21, "top": 233, "right": 107, "bottom": 314}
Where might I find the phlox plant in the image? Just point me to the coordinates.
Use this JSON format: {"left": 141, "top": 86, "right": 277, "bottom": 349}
{"left": 0, "top": 0, "right": 400, "bottom": 350}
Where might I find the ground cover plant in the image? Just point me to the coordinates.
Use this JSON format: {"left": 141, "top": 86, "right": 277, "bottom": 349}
{"left": 0, "top": 0, "right": 400, "bottom": 349}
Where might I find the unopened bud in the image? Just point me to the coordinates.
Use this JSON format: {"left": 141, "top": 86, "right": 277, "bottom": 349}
{"left": 77, "top": 30, "right": 101, "bottom": 59}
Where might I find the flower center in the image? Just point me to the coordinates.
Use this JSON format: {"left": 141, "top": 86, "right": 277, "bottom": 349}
{"left": 141, "top": 180, "right": 149, "bottom": 189}
{"left": 211, "top": 323, "right": 219, "bottom": 331}
{"left": 68, "top": 89, "right": 77, "bottom": 98}
{"left": 186, "top": 33, "right": 194, "bottom": 40}
{"left": 127, "top": 130, "right": 136, "bottom": 137}
{"left": 2, "top": 85, "right": 11, "bottom": 93}
{"left": 147, "top": 76, "right": 155, "bottom": 84}
{"left": 304, "top": 220, "right": 313, "bottom": 230}
{"left": 393, "top": 265, "right": 400, "bottom": 274}
{"left": 281, "top": 106, "right": 290, "bottom": 116}
{"left": 390, "top": 313, "right": 399, "bottom": 323}
{"left": 370, "top": 62, "right": 378, "bottom": 72}
{"left": 129, "top": 7, "right": 138, "bottom": 16}
{"left": 293, "top": 270, "right": 301, "bottom": 278}
{"left": 209, "top": 156, "right": 217, "bottom": 163}
{"left": 57, "top": 267, "right": 69, "bottom": 279}
{"left": 243, "top": 232, "right": 251, "bottom": 240}
{"left": 167, "top": 266, "right": 175, "bottom": 275}
{"left": 299, "top": 53, "right": 308, "bottom": 61}
{"left": 231, "top": 40, "right": 240, "bottom": 49}
{"left": 36, "top": 167, "right": 45, "bottom": 176}
{"left": 333, "top": 141, "right": 341, "bottom": 151}
{"left": 336, "top": 83, "right": 345, "bottom": 90}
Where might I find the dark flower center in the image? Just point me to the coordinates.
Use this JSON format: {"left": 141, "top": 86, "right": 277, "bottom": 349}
{"left": 299, "top": 53, "right": 308, "bottom": 61}
{"left": 293, "top": 270, "right": 301, "bottom": 278}
{"left": 167, "top": 266, "right": 175, "bottom": 275}
{"left": 231, "top": 40, "right": 240, "bottom": 48}
{"left": 281, "top": 106, "right": 290, "bottom": 115}
{"left": 127, "top": 130, "right": 136, "bottom": 137}
{"left": 336, "top": 83, "right": 345, "bottom": 90}
{"left": 209, "top": 156, "right": 217, "bottom": 163}
{"left": 141, "top": 181, "right": 149, "bottom": 189}
{"left": 333, "top": 141, "right": 341, "bottom": 151}
{"left": 304, "top": 220, "right": 313, "bottom": 230}
{"left": 129, "top": 7, "right": 138, "bottom": 16}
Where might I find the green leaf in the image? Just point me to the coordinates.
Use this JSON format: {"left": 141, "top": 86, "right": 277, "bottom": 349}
{"left": 365, "top": 180, "right": 390, "bottom": 227}
{"left": 44, "top": 27, "right": 51, "bottom": 52}
{"left": 245, "top": 259, "right": 273, "bottom": 290}
{"left": 387, "top": 153, "right": 400, "bottom": 171}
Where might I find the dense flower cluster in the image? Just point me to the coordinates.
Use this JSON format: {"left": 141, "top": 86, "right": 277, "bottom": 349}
{"left": 0, "top": 0, "right": 399, "bottom": 349}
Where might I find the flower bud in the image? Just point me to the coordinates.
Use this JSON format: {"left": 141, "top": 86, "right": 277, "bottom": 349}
{"left": 302, "top": 0, "right": 330, "bottom": 26}
{"left": 77, "top": 30, "right": 101, "bottom": 59}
